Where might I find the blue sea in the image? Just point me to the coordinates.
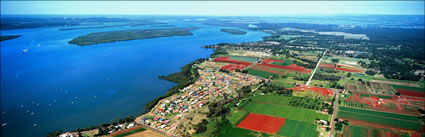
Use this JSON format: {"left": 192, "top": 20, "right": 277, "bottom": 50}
{"left": 0, "top": 19, "right": 269, "bottom": 137}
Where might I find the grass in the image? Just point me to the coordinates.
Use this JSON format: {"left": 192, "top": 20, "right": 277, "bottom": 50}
{"left": 243, "top": 101, "right": 329, "bottom": 123}
{"left": 271, "top": 60, "right": 292, "bottom": 66}
{"left": 277, "top": 119, "right": 318, "bottom": 137}
{"left": 359, "top": 94, "right": 393, "bottom": 99}
{"left": 230, "top": 56, "right": 258, "bottom": 62}
{"left": 112, "top": 128, "right": 146, "bottom": 137}
{"left": 228, "top": 110, "right": 249, "bottom": 125}
{"left": 250, "top": 95, "right": 292, "bottom": 106}
{"left": 246, "top": 68, "right": 279, "bottom": 78}
{"left": 218, "top": 122, "right": 271, "bottom": 137}
{"left": 338, "top": 107, "right": 421, "bottom": 130}
{"left": 193, "top": 120, "right": 220, "bottom": 137}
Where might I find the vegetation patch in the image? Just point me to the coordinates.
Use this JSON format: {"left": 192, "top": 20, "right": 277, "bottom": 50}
{"left": 220, "top": 28, "right": 247, "bottom": 35}
{"left": 68, "top": 27, "right": 200, "bottom": 46}
{"left": 0, "top": 35, "right": 21, "bottom": 42}
{"left": 218, "top": 122, "right": 271, "bottom": 137}
{"left": 277, "top": 119, "right": 318, "bottom": 137}
{"left": 338, "top": 107, "right": 421, "bottom": 130}
{"left": 229, "top": 56, "right": 258, "bottom": 62}
{"left": 246, "top": 68, "right": 279, "bottom": 78}
{"left": 111, "top": 127, "right": 145, "bottom": 137}
{"left": 243, "top": 101, "right": 329, "bottom": 123}
{"left": 228, "top": 110, "right": 249, "bottom": 125}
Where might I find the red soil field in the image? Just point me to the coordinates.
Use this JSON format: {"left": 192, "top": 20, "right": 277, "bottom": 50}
{"left": 214, "top": 56, "right": 252, "bottom": 66}
{"left": 285, "top": 86, "right": 334, "bottom": 96}
{"left": 410, "top": 133, "right": 421, "bottom": 137}
{"left": 250, "top": 65, "right": 284, "bottom": 74}
{"left": 220, "top": 64, "right": 246, "bottom": 71}
{"left": 319, "top": 63, "right": 335, "bottom": 69}
{"left": 263, "top": 58, "right": 283, "bottom": 64}
{"left": 259, "top": 63, "right": 312, "bottom": 73}
{"left": 110, "top": 126, "right": 143, "bottom": 136}
{"left": 395, "top": 89, "right": 425, "bottom": 98}
{"left": 335, "top": 64, "right": 363, "bottom": 73}
{"left": 336, "top": 67, "right": 363, "bottom": 73}
{"left": 237, "top": 113, "right": 286, "bottom": 133}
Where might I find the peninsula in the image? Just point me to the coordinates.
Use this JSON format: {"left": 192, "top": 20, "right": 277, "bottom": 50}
{"left": 59, "top": 22, "right": 166, "bottom": 31}
{"left": 68, "top": 27, "right": 200, "bottom": 46}
{"left": 220, "top": 28, "right": 247, "bottom": 35}
{"left": 0, "top": 35, "right": 21, "bottom": 42}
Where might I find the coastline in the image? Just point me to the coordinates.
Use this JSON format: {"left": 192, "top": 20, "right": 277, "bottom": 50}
{"left": 48, "top": 28, "right": 269, "bottom": 137}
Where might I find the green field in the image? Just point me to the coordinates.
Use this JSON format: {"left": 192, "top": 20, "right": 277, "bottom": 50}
{"left": 392, "top": 85, "right": 425, "bottom": 92}
{"left": 250, "top": 95, "right": 292, "bottom": 105}
{"left": 271, "top": 60, "right": 292, "bottom": 66}
{"left": 112, "top": 127, "right": 146, "bottom": 137}
{"left": 246, "top": 69, "right": 279, "bottom": 78}
{"left": 218, "top": 122, "right": 271, "bottom": 137}
{"left": 338, "top": 107, "right": 421, "bottom": 130}
{"left": 230, "top": 56, "right": 258, "bottom": 62}
{"left": 243, "top": 101, "right": 329, "bottom": 123}
{"left": 345, "top": 125, "right": 410, "bottom": 137}
{"left": 277, "top": 119, "right": 318, "bottom": 137}
{"left": 359, "top": 94, "right": 393, "bottom": 99}
{"left": 228, "top": 110, "right": 248, "bottom": 125}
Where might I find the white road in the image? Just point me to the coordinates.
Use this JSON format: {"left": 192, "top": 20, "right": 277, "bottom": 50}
{"left": 306, "top": 49, "right": 327, "bottom": 86}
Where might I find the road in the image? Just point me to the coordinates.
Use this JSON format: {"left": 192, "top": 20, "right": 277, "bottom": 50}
{"left": 306, "top": 49, "right": 327, "bottom": 86}
{"left": 328, "top": 89, "right": 339, "bottom": 137}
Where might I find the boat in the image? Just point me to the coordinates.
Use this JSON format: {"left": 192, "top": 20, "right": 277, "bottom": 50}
{"left": 22, "top": 49, "right": 28, "bottom": 54}
{"left": 36, "top": 44, "right": 41, "bottom": 47}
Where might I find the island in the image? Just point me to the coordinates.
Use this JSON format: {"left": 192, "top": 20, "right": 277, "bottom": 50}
{"left": 220, "top": 28, "right": 247, "bottom": 35}
{"left": 68, "top": 27, "right": 200, "bottom": 46}
{"left": 59, "top": 22, "right": 166, "bottom": 31}
{"left": 150, "top": 25, "right": 176, "bottom": 27}
{"left": 0, "top": 35, "right": 21, "bottom": 42}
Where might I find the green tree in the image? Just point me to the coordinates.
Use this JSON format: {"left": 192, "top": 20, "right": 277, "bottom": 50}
{"left": 331, "top": 59, "right": 340, "bottom": 63}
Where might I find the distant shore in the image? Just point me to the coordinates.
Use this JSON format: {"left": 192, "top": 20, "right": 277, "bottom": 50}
{"left": 0, "top": 35, "right": 21, "bottom": 42}
{"left": 220, "top": 28, "right": 247, "bottom": 35}
{"left": 68, "top": 27, "right": 200, "bottom": 46}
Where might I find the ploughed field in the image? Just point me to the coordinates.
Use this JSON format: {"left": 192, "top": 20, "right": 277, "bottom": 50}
{"left": 236, "top": 113, "right": 286, "bottom": 133}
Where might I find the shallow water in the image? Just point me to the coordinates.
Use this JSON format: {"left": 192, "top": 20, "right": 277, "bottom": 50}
{"left": 0, "top": 20, "right": 269, "bottom": 137}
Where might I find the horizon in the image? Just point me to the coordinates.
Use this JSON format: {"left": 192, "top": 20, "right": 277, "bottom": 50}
{"left": 1, "top": 1, "right": 424, "bottom": 16}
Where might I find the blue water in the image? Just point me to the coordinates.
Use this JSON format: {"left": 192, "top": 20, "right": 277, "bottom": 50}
{"left": 0, "top": 21, "right": 269, "bottom": 137}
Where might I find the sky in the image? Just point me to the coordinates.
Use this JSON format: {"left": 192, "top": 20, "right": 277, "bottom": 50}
{"left": 1, "top": 1, "right": 424, "bottom": 16}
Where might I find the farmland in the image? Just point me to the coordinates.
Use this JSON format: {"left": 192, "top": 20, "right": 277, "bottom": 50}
{"left": 237, "top": 113, "right": 286, "bottom": 133}
{"left": 243, "top": 101, "right": 329, "bottom": 123}
{"left": 277, "top": 119, "right": 318, "bottom": 137}
{"left": 246, "top": 68, "right": 279, "bottom": 78}
{"left": 340, "top": 125, "right": 410, "bottom": 137}
{"left": 392, "top": 85, "right": 425, "bottom": 98}
{"left": 337, "top": 107, "right": 421, "bottom": 131}
{"left": 228, "top": 110, "right": 249, "bottom": 125}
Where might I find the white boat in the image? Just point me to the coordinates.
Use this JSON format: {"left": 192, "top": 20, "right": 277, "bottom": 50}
{"left": 22, "top": 49, "right": 28, "bottom": 54}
